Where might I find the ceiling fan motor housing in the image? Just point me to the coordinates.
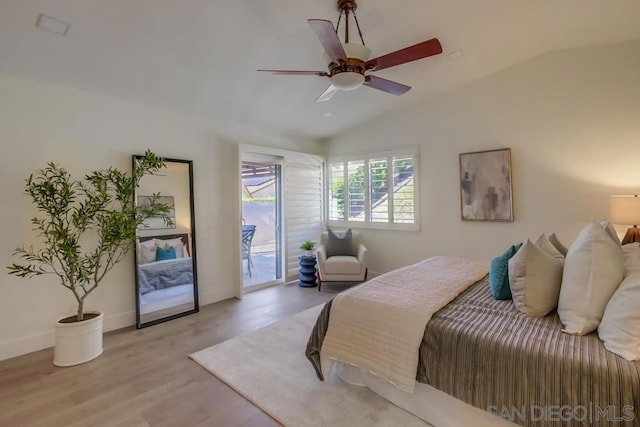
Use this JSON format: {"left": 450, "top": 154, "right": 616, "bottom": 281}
{"left": 330, "top": 60, "right": 365, "bottom": 90}
{"left": 325, "top": 42, "right": 371, "bottom": 90}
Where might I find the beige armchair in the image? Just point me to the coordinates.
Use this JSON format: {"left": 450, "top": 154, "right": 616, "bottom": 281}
{"left": 316, "top": 230, "right": 368, "bottom": 291}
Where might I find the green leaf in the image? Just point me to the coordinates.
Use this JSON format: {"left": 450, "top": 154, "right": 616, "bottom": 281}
{"left": 7, "top": 150, "right": 172, "bottom": 319}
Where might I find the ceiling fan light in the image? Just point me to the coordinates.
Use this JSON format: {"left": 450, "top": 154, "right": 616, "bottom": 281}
{"left": 330, "top": 72, "right": 365, "bottom": 91}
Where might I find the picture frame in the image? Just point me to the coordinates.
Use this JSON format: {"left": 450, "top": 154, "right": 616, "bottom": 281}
{"left": 137, "top": 195, "right": 176, "bottom": 229}
{"left": 459, "top": 148, "right": 513, "bottom": 221}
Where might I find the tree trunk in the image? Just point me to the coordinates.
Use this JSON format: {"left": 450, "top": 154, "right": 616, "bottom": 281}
{"left": 77, "top": 300, "right": 84, "bottom": 321}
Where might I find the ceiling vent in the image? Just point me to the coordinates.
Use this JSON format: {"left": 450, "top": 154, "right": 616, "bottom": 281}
{"left": 35, "top": 14, "right": 70, "bottom": 36}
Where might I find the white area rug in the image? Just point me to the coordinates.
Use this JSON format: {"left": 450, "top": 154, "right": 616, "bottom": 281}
{"left": 190, "top": 304, "right": 429, "bottom": 427}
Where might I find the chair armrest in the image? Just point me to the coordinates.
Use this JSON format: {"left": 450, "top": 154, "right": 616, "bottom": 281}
{"left": 316, "top": 244, "right": 327, "bottom": 265}
{"left": 356, "top": 244, "right": 368, "bottom": 267}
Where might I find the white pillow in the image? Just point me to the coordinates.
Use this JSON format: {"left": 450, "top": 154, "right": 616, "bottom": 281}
{"left": 138, "top": 239, "right": 158, "bottom": 264}
{"left": 557, "top": 221, "right": 624, "bottom": 335}
{"left": 157, "top": 237, "right": 185, "bottom": 258}
{"left": 508, "top": 238, "right": 564, "bottom": 317}
{"left": 600, "top": 219, "right": 622, "bottom": 247}
{"left": 548, "top": 233, "right": 568, "bottom": 256}
{"left": 535, "top": 234, "right": 565, "bottom": 261}
{"left": 598, "top": 272, "right": 640, "bottom": 361}
{"left": 623, "top": 242, "right": 640, "bottom": 277}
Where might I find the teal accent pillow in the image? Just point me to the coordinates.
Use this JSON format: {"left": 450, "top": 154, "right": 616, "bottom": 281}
{"left": 156, "top": 245, "right": 177, "bottom": 261}
{"left": 326, "top": 229, "right": 355, "bottom": 257}
{"left": 489, "top": 243, "right": 523, "bottom": 300}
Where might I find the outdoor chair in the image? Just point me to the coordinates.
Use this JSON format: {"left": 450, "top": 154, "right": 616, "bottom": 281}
{"left": 242, "top": 225, "right": 257, "bottom": 277}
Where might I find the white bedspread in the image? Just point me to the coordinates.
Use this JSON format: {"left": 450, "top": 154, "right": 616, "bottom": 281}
{"left": 321, "top": 256, "right": 489, "bottom": 393}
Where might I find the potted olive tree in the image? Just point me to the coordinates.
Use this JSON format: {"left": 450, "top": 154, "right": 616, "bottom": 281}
{"left": 7, "top": 150, "right": 173, "bottom": 366}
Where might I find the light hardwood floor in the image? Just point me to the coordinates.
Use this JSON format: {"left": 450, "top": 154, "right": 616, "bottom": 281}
{"left": 0, "top": 283, "right": 340, "bottom": 426}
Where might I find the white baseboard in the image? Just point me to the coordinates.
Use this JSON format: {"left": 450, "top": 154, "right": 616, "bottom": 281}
{"left": 0, "top": 330, "right": 54, "bottom": 362}
{"left": 0, "top": 309, "right": 136, "bottom": 362}
{"left": 0, "top": 291, "right": 230, "bottom": 362}
{"left": 1, "top": 286, "right": 268, "bottom": 362}
{"left": 104, "top": 310, "right": 136, "bottom": 332}
{"left": 198, "top": 287, "right": 235, "bottom": 307}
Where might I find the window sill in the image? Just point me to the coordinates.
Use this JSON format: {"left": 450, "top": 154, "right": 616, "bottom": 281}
{"left": 327, "top": 220, "right": 419, "bottom": 232}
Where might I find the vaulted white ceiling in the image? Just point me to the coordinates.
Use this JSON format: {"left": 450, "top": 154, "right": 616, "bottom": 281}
{"left": 1, "top": 0, "right": 640, "bottom": 140}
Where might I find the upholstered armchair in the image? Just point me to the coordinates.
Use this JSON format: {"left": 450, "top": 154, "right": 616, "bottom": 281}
{"left": 316, "top": 230, "right": 368, "bottom": 291}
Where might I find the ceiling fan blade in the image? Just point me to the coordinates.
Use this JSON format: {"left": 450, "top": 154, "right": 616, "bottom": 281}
{"left": 257, "top": 69, "right": 329, "bottom": 76}
{"left": 308, "top": 19, "right": 347, "bottom": 63}
{"left": 366, "top": 38, "right": 442, "bottom": 72}
{"left": 364, "top": 75, "right": 411, "bottom": 95}
{"left": 315, "top": 85, "right": 339, "bottom": 103}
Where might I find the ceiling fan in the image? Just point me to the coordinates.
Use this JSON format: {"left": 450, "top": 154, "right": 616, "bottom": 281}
{"left": 258, "top": 0, "right": 443, "bottom": 102}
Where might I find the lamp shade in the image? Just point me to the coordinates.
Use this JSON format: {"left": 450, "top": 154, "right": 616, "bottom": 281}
{"left": 610, "top": 195, "right": 640, "bottom": 226}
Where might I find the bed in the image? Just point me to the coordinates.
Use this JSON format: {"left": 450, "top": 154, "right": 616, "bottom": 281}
{"left": 305, "top": 255, "right": 640, "bottom": 426}
{"left": 137, "top": 234, "right": 195, "bottom": 318}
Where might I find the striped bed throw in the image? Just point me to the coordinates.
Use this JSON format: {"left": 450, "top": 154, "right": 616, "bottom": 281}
{"left": 419, "top": 277, "right": 640, "bottom": 426}
{"left": 306, "top": 274, "right": 640, "bottom": 426}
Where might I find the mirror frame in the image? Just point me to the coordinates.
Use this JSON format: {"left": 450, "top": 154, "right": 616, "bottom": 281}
{"left": 132, "top": 155, "right": 199, "bottom": 328}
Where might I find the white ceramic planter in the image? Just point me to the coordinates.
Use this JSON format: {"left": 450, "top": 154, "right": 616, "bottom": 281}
{"left": 53, "top": 311, "right": 104, "bottom": 367}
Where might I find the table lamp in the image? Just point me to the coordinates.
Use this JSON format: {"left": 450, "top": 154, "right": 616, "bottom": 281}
{"left": 610, "top": 195, "right": 640, "bottom": 244}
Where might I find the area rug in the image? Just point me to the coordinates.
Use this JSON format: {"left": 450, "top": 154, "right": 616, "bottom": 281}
{"left": 190, "top": 304, "right": 429, "bottom": 427}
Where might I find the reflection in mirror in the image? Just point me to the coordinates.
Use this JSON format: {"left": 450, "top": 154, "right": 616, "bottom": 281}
{"left": 133, "top": 156, "right": 198, "bottom": 328}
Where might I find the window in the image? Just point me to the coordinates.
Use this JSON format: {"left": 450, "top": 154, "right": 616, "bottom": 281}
{"left": 328, "top": 148, "right": 418, "bottom": 230}
{"left": 328, "top": 162, "right": 344, "bottom": 221}
{"left": 347, "top": 160, "right": 365, "bottom": 222}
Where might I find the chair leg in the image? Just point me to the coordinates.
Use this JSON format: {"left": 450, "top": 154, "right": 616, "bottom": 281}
{"left": 317, "top": 271, "right": 321, "bottom": 291}
{"left": 364, "top": 268, "right": 368, "bottom": 281}
{"left": 247, "top": 256, "right": 252, "bottom": 277}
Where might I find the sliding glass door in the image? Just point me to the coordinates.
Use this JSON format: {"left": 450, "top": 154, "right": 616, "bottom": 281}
{"left": 241, "top": 153, "right": 283, "bottom": 291}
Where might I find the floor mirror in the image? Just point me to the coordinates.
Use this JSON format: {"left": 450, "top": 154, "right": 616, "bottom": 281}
{"left": 133, "top": 155, "right": 199, "bottom": 328}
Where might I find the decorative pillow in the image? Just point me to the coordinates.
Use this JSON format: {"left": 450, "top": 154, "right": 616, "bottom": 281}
{"left": 159, "top": 237, "right": 185, "bottom": 258}
{"left": 548, "top": 233, "right": 568, "bottom": 256}
{"left": 535, "top": 233, "right": 565, "bottom": 262}
{"left": 156, "top": 245, "right": 177, "bottom": 261}
{"left": 139, "top": 239, "right": 158, "bottom": 264}
{"left": 326, "top": 229, "right": 355, "bottom": 257}
{"left": 623, "top": 242, "right": 640, "bottom": 277}
{"left": 508, "top": 239, "right": 564, "bottom": 317}
{"left": 557, "top": 221, "right": 624, "bottom": 335}
{"left": 598, "top": 271, "right": 640, "bottom": 361}
{"left": 600, "top": 219, "right": 622, "bottom": 247}
{"left": 489, "top": 243, "right": 522, "bottom": 300}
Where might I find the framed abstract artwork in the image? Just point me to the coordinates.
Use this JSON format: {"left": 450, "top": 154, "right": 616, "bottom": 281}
{"left": 459, "top": 148, "right": 513, "bottom": 221}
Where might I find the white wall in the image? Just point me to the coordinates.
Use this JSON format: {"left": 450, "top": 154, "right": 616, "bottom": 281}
{"left": 0, "top": 72, "right": 323, "bottom": 361}
{"left": 327, "top": 40, "right": 640, "bottom": 274}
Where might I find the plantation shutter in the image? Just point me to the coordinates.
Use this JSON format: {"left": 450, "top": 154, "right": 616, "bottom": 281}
{"left": 285, "top": 161, "right": 324, "bottom": 282}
